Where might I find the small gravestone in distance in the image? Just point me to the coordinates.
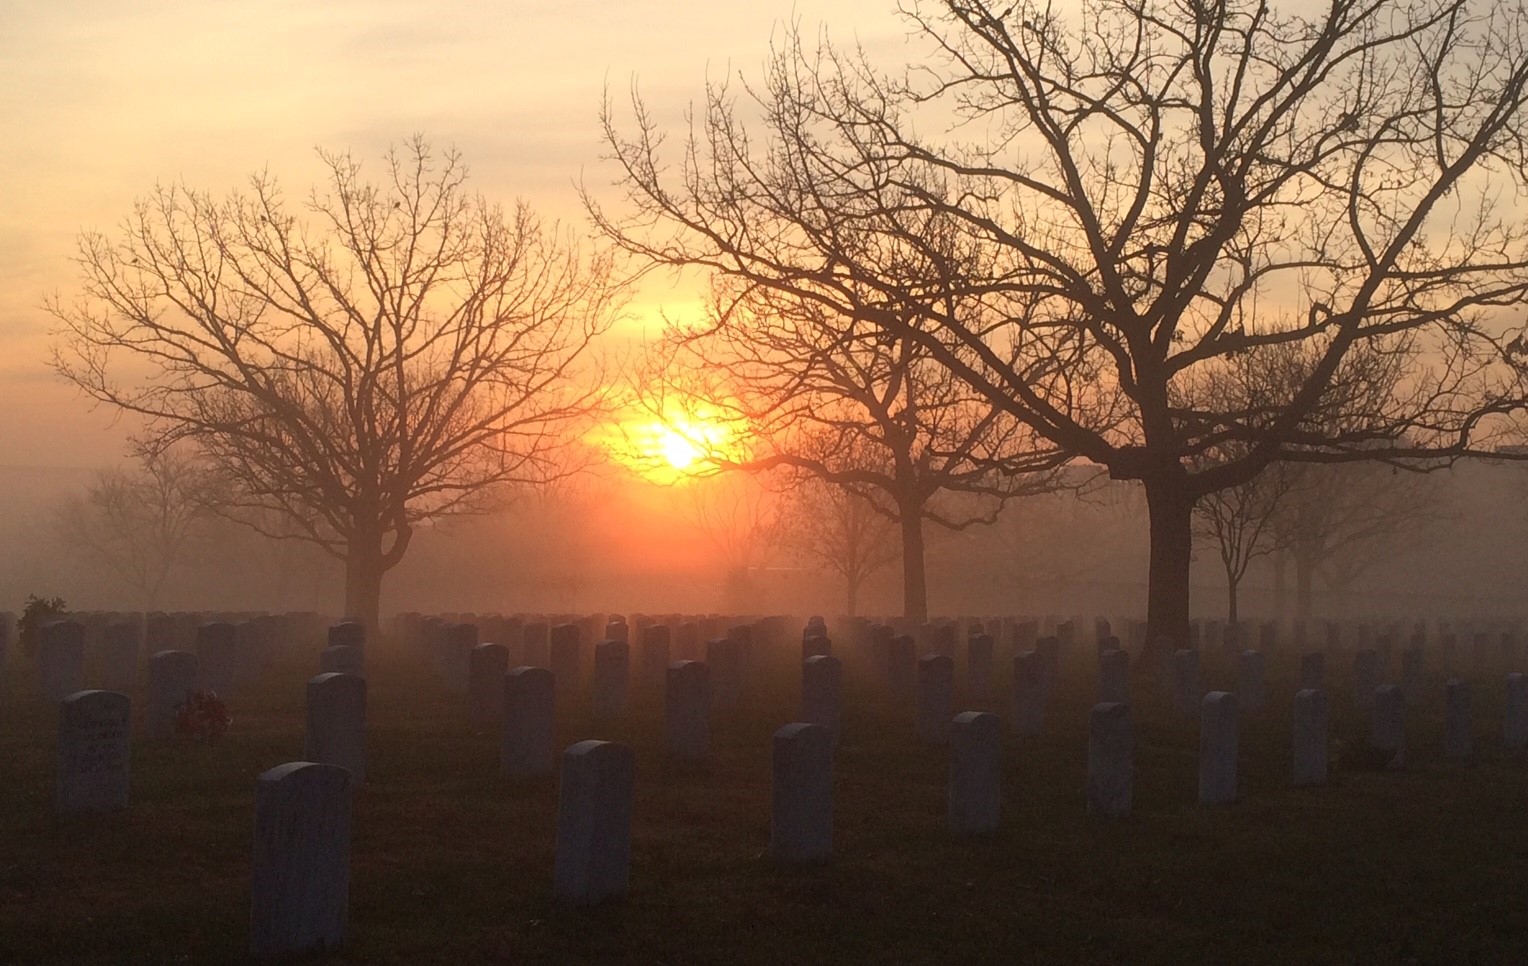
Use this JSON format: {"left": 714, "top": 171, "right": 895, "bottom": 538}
{"left": 1098, "top": 648, "right": 1129, "bottom": 705}
{"left": 468, "top": 644, "right": 510, "bottom": 725}
{"left": 442, "top": 623, "right": 477, "bottom": 694}
{"left": 674, "top": 621, "right": 701, "bottom": 662}
{"left": 319, "top": 645, "right": 363, "bottom": 676}
{"left": 1292, "top": 688, "right": 1329, "bottom": 786}
{"left": 250, "top": 762, "right": 352, "bottom": 959}
{"left": 949, "top": 711, "right": 1001, "bottom": 835}
{"left": 147, "top": 650, "right": 198, "bottom": 738}
{"left": 771, "top": 723, "right": 833, "bottom": 863}
{"left": 306, "top": 674, "right": 366, "bottom": 782}
{"left": 1012, "top": 651, "right": 1047, "bottom": 735}
{"left": 522, "top": 622, "right": 551, "bottom": 668}
{"left": 802, "top": 634, "right": 832, "bottom": 662}
{"left": 603, "top": 618, "right": 629, "bottom": 645}
{"left": 1299, "top": 652, "right": 1326, "bottom": 691}
{"left": 664, "top": 661, "right": 710, "bottom": 761}
{"left": 1505, "top": 673, "right": 1528, "bottom": 750}
{"left": 593, "top": 640, "right": 631, "bottom": 720}
{"left": 1171, "top": 649, "right": 1201, "bottom": 716}
{"left": 705, "top": 638, "right": 743, "bottom": 710}
{"left": 639, "top": 624, "right": 671, "bottom": 689}
{"left": 57, "top": 690, "right": 131, "bottom": 814}
{"left": 40, "top": 620, "right": 86, "bottom": 702}
{"left": 1087, "top": 702, "right": 1132, "bottom": 817}
{"left": 328, "top": 621, "right": 365, "bottom": 652}
{"left": 549, "top": 623, "right": 582, "bottom": 692}
{"left": 967, "top": 633, "right": 994, "bottom": 703}
{"left": 801, "top": 655, "right": 842, "bottom": 741}
{"left": 917, "top": 655, "right": 955, "bottom": 745}
{"left": 502, "top": 666, "right": 556, "bottom": 779}
{"left": 1445, "top": 678, "right": 1472, "bottom": 760}
{"left": 1198, "top": 691, "right": 1239, "bottom": 805}
{"left": 100, "top": 621, "right": 141, "bottom": 692}
{"left": 196, "top": 622, "right": 238, "bottom": 695}
{"left": 1370, "top": 684, "right": 1406, "bottom": 766}
{"left": 1401, "top": 648, "right": 1425, "bottom": 705}
{"left": 887, "top": 634, "right": 917, "bottom": 702}
{"left": 553, "top": 740, "right": 636, "bottom": 905}
{"left": 1353, "top": 650, "right": 1379, "bottom": 711}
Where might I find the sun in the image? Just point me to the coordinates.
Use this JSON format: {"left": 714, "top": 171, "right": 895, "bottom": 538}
{"left": 598, "top": 401, "right": 745, "bottom": 484}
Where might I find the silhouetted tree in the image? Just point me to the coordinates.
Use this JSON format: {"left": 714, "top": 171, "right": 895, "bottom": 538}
{"left": 50, "top": 138, "right": 621, "bottom": 631}
{"left": 594, "top": 0, "right": 1528, "bottom": 650}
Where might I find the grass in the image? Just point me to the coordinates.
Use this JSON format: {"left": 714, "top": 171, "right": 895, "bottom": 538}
{"left": 1, "top": 634, "right": 1526, "bottom": 964}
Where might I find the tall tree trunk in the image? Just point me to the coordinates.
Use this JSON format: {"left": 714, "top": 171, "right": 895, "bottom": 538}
{"left": 845, "top": 572, "right": 860, "bottom": 618}
{"left": 1227, "top": 574, "right": 1239, "bottom": 627}
{"left": 1144, "top": 477, "right": 1194, "bottom": 663}
{"left": 897, "top": 501, "right": 929, "bottom": 622}
{"left": 343, "top": 529, "right": 385, "bottom": 637}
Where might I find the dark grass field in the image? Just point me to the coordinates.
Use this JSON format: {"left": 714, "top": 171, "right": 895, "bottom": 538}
{"left": 2, "top": 635, "right": 1526, "bottom": 964}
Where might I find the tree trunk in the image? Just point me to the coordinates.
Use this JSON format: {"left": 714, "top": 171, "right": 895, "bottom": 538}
{"left": 1226, "top": 574, "right": 1239, "bottom": 627}
{"left": 343, "top": 531, "right": 385, "bottom": 637}
{"left": 1144, "top": 477, "right": 1195, "bottom": 662}
{"left": 844, "top": 572, "right": 860, "bottom": 618}
{"left": 897, "top": 503, "right": 929, "bottom": 622}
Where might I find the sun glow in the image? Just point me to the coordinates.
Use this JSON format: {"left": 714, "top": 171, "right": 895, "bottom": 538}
{"left": 602, "top": 402, "right": 746, "bottom": 485}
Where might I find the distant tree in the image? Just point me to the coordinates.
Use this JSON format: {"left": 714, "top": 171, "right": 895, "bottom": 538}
{"left": 679, "top": 471, "right": 785, "bottom": 613}
{"left": 50, "top": 138, "right": 622, "bottom": 631}
{"left": 593, "top": 0, "right": 1528, "bottom": 655}
{"left": 1193, "top": 457, "right": 1297, "bottom": 626}
{"left": 53, "top": 445, "right": 221, "bottom": 611}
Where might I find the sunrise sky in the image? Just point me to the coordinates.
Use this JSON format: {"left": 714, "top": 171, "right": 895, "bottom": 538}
{"left": 0, "top": 0, "right": 907, "bottom": 468}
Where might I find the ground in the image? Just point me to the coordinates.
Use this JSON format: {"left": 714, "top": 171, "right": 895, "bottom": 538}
{"left": 1, "top": 634, "right": 1524, "bottom": 964}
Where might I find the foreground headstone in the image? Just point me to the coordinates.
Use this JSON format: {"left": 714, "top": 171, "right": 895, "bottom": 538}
{"left": 147, "top": 650, "right": 198, "bottom": 738}
{"left": 1087, "top": 703, "right": 1132, "bottom": 817}
{"left": 250, "top": 762, "right": 352, "bottom": 959}
{"left": 1238, "top": 650, "right": 1266, "bottom": 710}
{"left": 40, "top": 621, "right": 86, "bottom": 702}
{"left": 1199, "top": 692, "right": 1239, "bottom": 805}
{"left": 1445, "top": 678, "right": 1472, "bottom": 760}
{"left": 1098, "top": 648, "right": 1129, "bottom": 705}
{"left": 1292, "top": 688, "right": 1329, "bottom": 786}
{"left": 593, "top": 640, "right": 631, "bottom": 720}
{"left": 1370, "top": 684, "right": 1406, "bottom": 765}
{"left": 771, "top": 723, "right": 833, "bottom": 862}
{"left": 502, "top": 667, "right": 556, "bottom": 779}
{"left": 801, "top": 655, "right": 842, "bottom": 740}
{"left": 917, "top": 655, "right": 955, "bottom": 745}
{"left": 468, "top": 644, "right": 510, "bottom": 725}
{"left": 57, "top": 690, "right": 131, "bottom": 814}
{"left": 1506, "top": 673, "right": 1528, "bottom": 750}
{"left": 949, "top": 711, "right": 1001, "bottom": 834}
{"left": 1012, "top": 651, "right": 1047, "bottom": 735}
{"left": 553, "top": 741, "right": 635, "bottom": 905}
{"left": 664, "top": 661, "right": 710, "bottom": 761}
{"left": 306, "top": 674, "right": 366, "bottom": 783}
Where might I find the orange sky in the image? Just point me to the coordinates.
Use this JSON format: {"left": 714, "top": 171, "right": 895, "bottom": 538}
{"left": 0, "top": 0, "right": 905, "bottom": 468}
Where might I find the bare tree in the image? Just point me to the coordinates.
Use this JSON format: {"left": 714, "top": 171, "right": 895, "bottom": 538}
{"left": 593, "top": 1, "right": 1528, "bottom": 651}
{"left": 1193, "top": 457, "right": 1298, "bottom": 626}
{"left": 50, "top": 138, "right": 622, "bottom": 631}
{"left": 679, "top": 470, "right": 786, "bottom": 613}
{"left": 53, "top": 444, "right": 222, "bottom": 611}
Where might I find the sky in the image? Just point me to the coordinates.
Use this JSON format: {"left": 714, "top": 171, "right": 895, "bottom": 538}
{"left": 0, "top": 0, "right": 910, "bottom": 468}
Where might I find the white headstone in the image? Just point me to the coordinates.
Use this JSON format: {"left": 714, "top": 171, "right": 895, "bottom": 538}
{"left": 502, "top": 666, "right": 556, "bottom": 779}
{"left": 468, "top": 643, "right": 510, "bottom": 725}
{"left": 553, "top": 740, "right": 635, "bottom": 905}
{"left": 593, "top": 640, "right": 631, "bottom": 720}
{"left": 40, "top": 620, "right": 86, "bottom": 702}
{"left": 917, "top": 655, "right": 955, "bottom": 745}
{"left": 1292, "top": 688, "right": 1329, "bottom": 786}
{"left": 1445, "top": 678, "right": 1472, "bottom": 760}
{"left": 801, "top": 654, "right": 842, "bottom": 741}
{"left": 57, "top": 690, "right": 130, "bottom": 814}
{"left": 250, "top": 762, "right": 352, "bottom": 958}
{"left": 1012, "top": 651, "right": 1047, "bottom": 735}
{"left": 949, "top": 711, "right": 1001, "bottom": 834}
{"left": 664, "top": 661, "right": 710, "bottom": 761}
{"left": 1087, "top": 702, "right": 1132, "bottom": 817}
{"left": 771, "top": 722, "right": 833, "bottom": 862}
{"left": 1198, "top": 691, "right": 1239, "bottom": 805}
{"left": 1370, "top": 684, "right": 1406, "bottom": 765}
{"left": 306, "top": 673, "right": 366, "bottom": 782}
